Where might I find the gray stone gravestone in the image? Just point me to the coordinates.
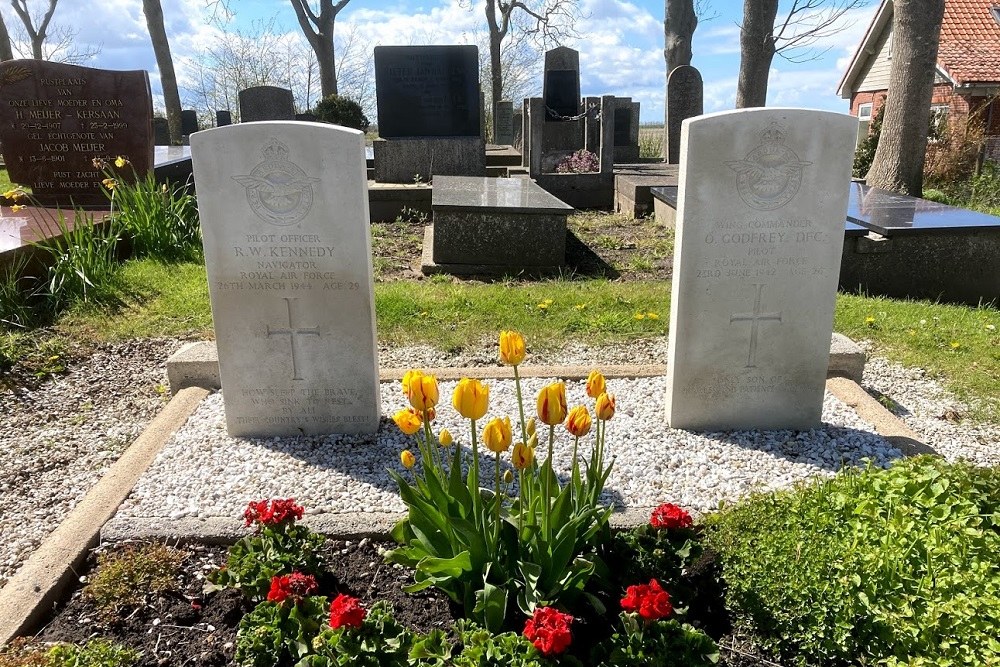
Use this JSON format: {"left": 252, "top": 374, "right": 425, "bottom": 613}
{"left": 613, "top": 99, "right": 640, "bottom": 162}
{"left": 191, "top": 121, "right": 380, "bottom": 437}
{"left": 665, "top": 65, "right": 703, "bottom": 164}
{"left": 512, "top": 108, "right": 523, "bottom": 149}
{"left": 216, "top": 110, "right": 232, "bottom": 126}
{"left": 664, "top": 108, "right": 856, "bottom": 431}
{"left": 153, "top": 117, "right": 170, "bottom": 145}
{"left": 238, "top": 86, "right": 296, "bottom": 122}
{"left": 494, "top": 100, "right": 513, "bottom": 145}
{"left": 181, "top": 109, "right": 199, "bottom": 136}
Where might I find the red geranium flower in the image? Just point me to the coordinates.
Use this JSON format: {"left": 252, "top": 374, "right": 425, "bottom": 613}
{"left": 621, "top": 578, "right": 673, "bottom": 621}
{"left": 523, "top": 606, "right": 573, "bottom": 657}
{"left": 650, "top": 502, "right": 693, "bottom": 530}
{"left": 243, "top": 498, "right": 305, "bottom": 527}
{"left": 329, "top": 593, "right": 366, "bottom": 629}
{"left": 266, "top": 571, "right": 318, "bottom": 604}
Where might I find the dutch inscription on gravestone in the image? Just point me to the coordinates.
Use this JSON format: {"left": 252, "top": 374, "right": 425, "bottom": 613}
{"left": 664, "top": 108, "right": 856, "bottom": 431}
{"left": 493, "top": 100, "right": 514, "bottom": 145}
{"left": 0, "top": 59, "right": 153, "bottom": 206}
{"left": 192, "top": 122, "right": 381, "bottom": 437}
{"left": 375, "top": 45, "right": 480, "bottom": 138}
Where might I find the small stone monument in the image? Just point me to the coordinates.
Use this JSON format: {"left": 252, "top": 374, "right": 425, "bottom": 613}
{"left": 181, "top": 109, "right": 199, "bottom": 136}
{"left": 493, "top": 100, "right": 514, "bottom": 145}
{"left": 665, "top": 65, "right": 703, "bottom": 164}
{"left": 238, "top": 86, "right": 296, "bottom": 122}
{"left": 153, "top": 117, "right": 170, "bottom": 145}
{"left": 191, "top": 121, "right": 380, "bottom": 437}
{"left": 216, "top": 110, "right": 232, "bottom": 126}
{"left": 665, "top": 108, "right": 856, "bottom": 430}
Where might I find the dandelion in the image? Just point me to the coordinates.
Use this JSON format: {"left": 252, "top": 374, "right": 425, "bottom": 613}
{"left": 575, "top": 303, "right": 586, "bottom": 310}
{"left": 865, "top": 316, "right": 876, "bottom": 326}
{"left": 950, "top": 341, "right": 961, "bottom": 349}
{"left": 634, "top": 312, "right": 646, "bottom": 320}
{"left": 544, "top": 298, "right": 553, "bottom": 304}
{"left": 537, "top": 302, "right": 549, "bottom": 310}
{"left": 646, "top": 312, "right": 659, "bottom": 320}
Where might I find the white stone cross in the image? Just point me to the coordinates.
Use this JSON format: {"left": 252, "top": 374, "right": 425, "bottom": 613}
{"left": 729, "top": 284, "right": 782, "bottom": 368}
{"left": 266, "top": 297, "right": 319, "bottom": 381}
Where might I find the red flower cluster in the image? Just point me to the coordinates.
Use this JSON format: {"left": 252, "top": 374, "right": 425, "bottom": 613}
{"left": 650, "top": 502, "right": 693, "bottom": 530}
{"left": 243, "top": 498, "right": 305, "bottom": 527}
{"left": 523, "top": 606, "right": 573, "bottom": 657}
{"left": 266, "top": 572, "right": 318, "bottom": 604}
{"left": 621, "top": 579, "right": 673, "bottom": 621}
{"left": 329, "top": 593, "right": 366, "bottom": 629}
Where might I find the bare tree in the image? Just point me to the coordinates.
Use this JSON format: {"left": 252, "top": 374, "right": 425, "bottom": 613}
{"left": 7, "top": 22, "right": 99, "bottom": 63}
{"left": 736, "top": 0, "right": 868, "bottom": 108}
{"left": 143, "top": 0, "right": 183, "bottom": 145}
{"left": 9, "top": 0, "right": 56, "bottom": 59}
{"left": 0, "top": 12, "right": 13, "bottom": 60}
{"left": 480, "top": 0, "right": 581, "bottom": 108}
{"left": 865, "top": 0, "right": 945, "bottom": 195}
{"left": 288, "top": 0, "right": 350, "bottom": 98}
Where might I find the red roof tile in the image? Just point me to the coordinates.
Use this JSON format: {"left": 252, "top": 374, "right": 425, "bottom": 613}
{"left": 937, "top": 0, "right": 1000, "bottom": 84}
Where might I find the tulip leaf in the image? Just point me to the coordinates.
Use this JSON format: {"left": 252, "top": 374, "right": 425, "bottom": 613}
{"left": 417, "top": 551, "right": 472, "bottom": 578}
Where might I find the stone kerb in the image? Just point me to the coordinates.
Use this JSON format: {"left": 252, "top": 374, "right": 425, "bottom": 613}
{"left": 191, "top": 121, "right": 380, "bottom": 437}
{"left": 665, "top": 108, "right": 857, "bottom": 430}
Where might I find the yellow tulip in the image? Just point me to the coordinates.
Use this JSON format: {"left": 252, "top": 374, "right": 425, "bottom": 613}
{"left": 586, "top": 369, "right": 606, "bottom": 399}
{"left": 595, "top": 392, "right": 616, "bottom": 421}
{"left": 407, "top": 372, "right": 439, "bottom": 412}
{"left": 482, "top": 416, "right": 513, "bottom": 453}
{"left": 453, "top": 378, "right": 489, "bottom": 420}
{"left": 392, "top": 408, "right": 422, "bottom": 435}
{"left": 526, "top": 417, "right": 537, "bottom": 437}
{"left": 536, "top": 381, "right": 567, "bottom": 426}
{"left": 402, "top": 369, "right": 422, "bottom": 395}
{"left": 499, "top": 330, "right": 526, "bottom": 366}
{"left": 400, "top": 449, "right": 416, "bottom": 469}
{"left": 439, "top": 428, "right": 453, "bottom": 447}
{"left": 565, "top": 405, "right": 592, "bottom": 438}
{"left": 512, "top": 441, "right": 534, "bottom": 470}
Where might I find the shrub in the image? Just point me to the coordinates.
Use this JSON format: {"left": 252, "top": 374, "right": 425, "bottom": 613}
{"left": 924, "top": 116, "right": 985, "bottom": 188}
{"left": 707, "top": 456, "right": 1000, "bottom": 666}
{"left": 555, "top": 149, "right": 600, "bottom": 173}
{"left": 638, "top": 129, "right": 663, "bottom": 159}
{"left": 82, "top": 543, "right": 184, "bottom": 617}
{"left": 312, "top": 95, "right": 370, "bottom": 133}
{"left": 597, "top": 614, "right": 719, "bottom": 667}
{"left": 853, "top": 97, "right": 884, "bottom": 178}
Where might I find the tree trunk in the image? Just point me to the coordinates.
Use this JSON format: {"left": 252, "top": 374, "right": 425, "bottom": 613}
{"left": 0, "top": 13, "right": 13, "bottom": 61}
{"left": 735, "top": 0, "right": 778, "bottom": 108}
{"left": 485, "top": 0, "right": 505, "bottom": 109}
{"left": 865, "top": 0, "right": 945, "bottom": 195}
{"left": 142, "top": 0, "right": 183, "bottom": 144}
{"left": 664, "top": 0, "right": 696, "bottom": 73}
{"left": 289, "top": 0, "right": 348, "bottom": 100}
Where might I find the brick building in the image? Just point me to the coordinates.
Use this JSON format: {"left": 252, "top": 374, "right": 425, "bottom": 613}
{"left": 837, "top": 0, "right": 1000, "bottom": 160}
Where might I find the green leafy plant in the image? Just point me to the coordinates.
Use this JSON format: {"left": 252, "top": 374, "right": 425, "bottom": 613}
{"left": 208, "top": 499, "right": 326, "bottom": 601}
{"left": 312, "top": 95, "right": 370, "bottom": 132}
{"left": 236, "top": 594, "right": 328, "bottom": 667}
{"left": 450, "top": 621, "right": 551, "bottom": 667}
{"left": 299, "top": 601, "right": 412, "bottom": 667}
{"left": 708, "top": 456, "right": 1000, "bottom": 666}
{"left": 638, "top": 128, "right": 662, "bottom": 159}
{"left": 853, "top": 96, "right": 884, "bottom": 178}
{"left": 0, "top": 254, "right": 37, "bottom": 330}
{"left": 82, "top": 543, "right": 184, "bottom": 617}
{"left": 597, "top": 613, "right": 718, "bottom": 667}
{"left": 47, "top": 640, "right": 141, "bottom": 667}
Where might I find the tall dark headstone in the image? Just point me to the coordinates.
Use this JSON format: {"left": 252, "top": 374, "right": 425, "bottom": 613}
{"left": 153, "top": 116, "right": 170, "bottom": 145}
{"left": 238, "top": 86, "right": 295, "bottom": 122}
{"left": 374, "top": 45, "right": 480, "bottom": 138}
{"left": 181, "top": 109, "right": 199, "bottom": 136}
{"left": 0, "top": 59, "right": 153, "bottom": 206}
{"left": 216, "top": 110, "right": 232, "bottom": 126}
{"left": 542, "top": 46, "right": 580, "bottom": 122}
{"left": 665, "top": 65, "right": 703, "bottom": 164}
{"left": 512, "top": 108, "right": 523, "bottom": 149}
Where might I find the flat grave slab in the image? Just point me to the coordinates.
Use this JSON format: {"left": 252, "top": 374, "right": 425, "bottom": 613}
{"left": 424, "top": 175, "right": 572, "bottom": 275}
{"left": 847, "top": 182, "right": 1000, "bottom": 235}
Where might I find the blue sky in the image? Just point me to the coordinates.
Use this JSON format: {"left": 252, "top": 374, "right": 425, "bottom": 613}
{"left": 0, "top": 0, "right": 877, "bottom": 122}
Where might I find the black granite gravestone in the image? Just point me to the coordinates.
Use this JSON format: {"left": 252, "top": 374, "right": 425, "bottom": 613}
{"left": 614, "top": 107, "right": 631, "bottom": 146}
{"left": 216, "top": 110, "right": 232, "bottom": 126}
{"left": 238, "top": 86, "right": 295, "bottom": 122}
{"left": 153, "top": 116, "right": 169, "bottom": 144}
{"left": 181, "top": 109, "right": 199, "bottom": 136}
{"left": 374, "top": 45, "right": 480, "bottom": 138}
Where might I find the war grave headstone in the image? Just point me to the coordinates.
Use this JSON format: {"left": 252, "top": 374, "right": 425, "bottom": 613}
{"left": 493, "top": 99, "right": 514, "bottom": 145}
{"left": 153, "top": 116, "right": 169, "bottom": 145}
{"left": 665, "top": 108, "right": 856, "bottom": 431}
{"left": 665, "top": 65, "right": 703, "bottom": 164}
{"left": 216, "top": 110, "right": 232, "bottom": 126}
{"left": 372, "top": 45, "right": 485, "bottom": 182}
{"left": 181, "top": 109, "right": 199, "bottom": 137}
{"left": 191, "top": 121, "right": 380, "bottom": 437}
{"left": 0, "top": 59, "right": 153, "bottom": 207}
{"left": 238, "top": 86, "right": 296, "bottom": 122}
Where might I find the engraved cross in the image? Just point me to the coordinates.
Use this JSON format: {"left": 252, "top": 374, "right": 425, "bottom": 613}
{"left": 729, "top": 284, "right": 782, "bottom": 368}
{"left": 266, "top": 297, "right": 319, "bottom": 381}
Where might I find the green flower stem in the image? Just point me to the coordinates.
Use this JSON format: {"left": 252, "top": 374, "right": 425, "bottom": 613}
{"left": 494, "top": 451, "right": 501, "bottom": 548}
{"left": 470, "top": 418, "right": 480, "bottom": 528}
{"left": 571, "top": 435, "right": 580, "bottom": 502}
{"left": 517, "top": 469, "right": 524, "bottom": 536}
{"left": 422, "top": 411, "right": 438, "bottom": 472}
{"left": 544, "top": 423, "right": 555, "bottom": 539}
{"left": 513, "top": 364, "right": 527, "bottom": 442}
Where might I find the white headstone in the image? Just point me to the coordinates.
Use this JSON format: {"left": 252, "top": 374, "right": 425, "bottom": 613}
{"left": 192, "top": 121, "right": 380, "bottom": 437}
{"left": 665, "top": 108, "right": 856, "bottom": 430}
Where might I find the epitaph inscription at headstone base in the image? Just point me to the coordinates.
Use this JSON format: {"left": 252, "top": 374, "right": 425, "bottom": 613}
{"left": 0, "top": 60, "right": 153, "bottom": 206}
{"left": 665, "top": 108, "right": 856, "bottom": 431}
{"left": 665, "top": 65, "right": 703, "bottom": 165}
{"left": 191, "top": 121, "right": 381, "bottom": 437}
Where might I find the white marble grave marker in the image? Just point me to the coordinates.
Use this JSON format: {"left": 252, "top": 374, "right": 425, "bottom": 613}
{"left": 665, "top": 108, "right": 856, "bottom": 430}
{"left": 192, "top": 122, "right": 380, "bottom": 437}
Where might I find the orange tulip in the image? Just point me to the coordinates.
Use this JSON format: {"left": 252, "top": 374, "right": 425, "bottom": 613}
{"left": 586, "top": 369, "right": 606, "bottom": 399}
{"left": 499, "top": 330, "right": 526, "bottom": 366}
{"left": 595, "top": 393, "right": 616, "bottom": 421}
{"left": 565, "top": 405, "right": 592, "bottom": 438}
{"left": 453, "top": 378, "right": 489, "bottom": 421}
{"left": 483, "top": 416, "right": 513, "bottom": 453}
{"left": 536, "top": 382, "right": 567, "bottom": 426}
{"left": 392, "top": 408, "right": 422, "bottom": 435}
{"left": 512, "top": 441, "right": 534, "bottom": 470}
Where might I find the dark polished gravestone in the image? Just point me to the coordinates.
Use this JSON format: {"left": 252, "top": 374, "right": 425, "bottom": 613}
{"left": 665, "top": 65, "right": 703, "bottom": 164}
{"left": 238, "top": 86, "right": 296, "bottom": 122}
{"left": 181, "top": 109, "right": 199, "bottom": 136}
{"left": 421, "top": 175, "right": 573, "bottom": 276}
{"left": 153, "top": 116, "right": 169, "bottom": 145}
{"left": 0, "top": 59, "right": 153, "bottom": 206}
{"left": 216, "top": 110, "right": 232, "bottom": 127}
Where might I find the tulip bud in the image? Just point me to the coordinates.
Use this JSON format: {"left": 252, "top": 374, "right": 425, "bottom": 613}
{"left": 439, "top": 428, "right": 453, "bottom": 447}
{"left": 586, "top": 369, "right": 606, "bottom": 399}
{"left": 565, "top": 405, "right": 592, "bottom": 438}
{"left": 526, "top": 417, "right": 537, "bottom": 437}
{"left": 512, "top": 441, "right": 534, "bottom": 470}
{"left": 503, "top": 469, "right": 514, "bottom": 484}
{"left": 527, "top": 433, "right": 538, "bottom": 449}
{"left": 482, "top": 416, "right": 513, "bottom": 453}
{"left": 536, "top": 382, "right": 567, "bottom": 426}
{"left": 499, "top": 330, "right": 526, "bottom": 366}
{"left": 595, "top": 393, "right": 616, "bottom": 421}
{"left": 453, "top": 378, "right": 489, "bottom": 421}
{"left": 392, "top": 408, "right": 422, "bottom": 436}
{"left": 400, "top": 450, "right": 416, "bottom": 469}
